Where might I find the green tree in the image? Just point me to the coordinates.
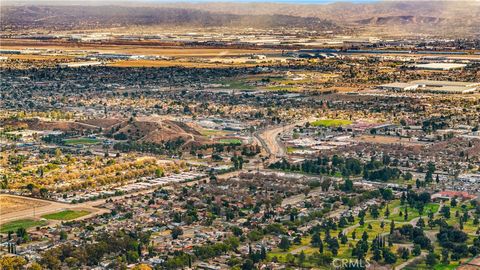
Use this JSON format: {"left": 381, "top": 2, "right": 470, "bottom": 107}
{"left": 342, "top": 179, "right": 354, "bottom": 192}
{"left": 426, "top": 251, "right": 437, "bottom": 267}
{"left": 383, "top": 248, "right": 397, "bottom": 264}
{"left": 319, "top": 238, "right": 324, "bottom": 254}
{"left": 298, "top": 250, "right": 306, "bottom": 265}
{"left": 451, "top": 197, "right": 457, "bottom": 207}
{"left": 412, "top": 245, "right": 422, "bottom": 256}
{"left": 416, "top": 217, "right": 425, "bottom": 228}
{"left": 279, "top": 237, "right": 291, "bottom": 251}
{"left": 59, "top": 230, "right": 68, "bottom": 241}
{"left": 171, "top": 227, "right": 183, "bottom": 239}
{"left": 385, "top": 206, "right": 390, "bottom": 218}
{"left": 399, "top": 247, "right": 410, "bottom": 260}
{"left": 441, "top": 249, "right": 449, "bottom": 265}
{"left": 311, "top": 233, "right": 321, "bottom": 247}
{"left": 241, "top": 259, "right": 254, "bottom": 270}
{"left": 370, "top": 206, "right": 380, "bottom": 219}
{"left": 372, "top": 247, "right": 382, "bottom": 262}
{"left": 440, "top": 206, "right": 451, "bottom": 219}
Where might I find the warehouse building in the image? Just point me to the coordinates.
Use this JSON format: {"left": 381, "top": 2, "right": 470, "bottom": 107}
{"left": 58, "top": 61, "right": 103, "bottom": 68}
{"left": 414, "top": 63, "right": 467, "bottom": 70}
{"left": 379, "top": 80, "right": 479, "bottom": 94}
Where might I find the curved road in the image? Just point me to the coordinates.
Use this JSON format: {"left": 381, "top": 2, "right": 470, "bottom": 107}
{"left": 255, "top": 118, "right": 314, "bottom": 164}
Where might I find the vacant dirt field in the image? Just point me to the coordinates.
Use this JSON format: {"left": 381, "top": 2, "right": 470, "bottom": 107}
{"left": 0, "top": 194, "right": 109, "bottom": 225}
{"left": 355, "top": 135, "right": 424, "bottom": 146}
{"left": 0, "top": 195, "right": 50, "bottom": 215}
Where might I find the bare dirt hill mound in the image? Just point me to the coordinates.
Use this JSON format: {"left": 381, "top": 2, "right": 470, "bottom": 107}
{"left": 114, "top": 118, "right": 210, "bottom": 146}
{"left": 78, "top": 118, "right": 125, "bottom": 129}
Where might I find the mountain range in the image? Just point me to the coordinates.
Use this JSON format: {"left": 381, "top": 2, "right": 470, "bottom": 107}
{"left": 1, "top": 1, "right": 479, "bottom": 37}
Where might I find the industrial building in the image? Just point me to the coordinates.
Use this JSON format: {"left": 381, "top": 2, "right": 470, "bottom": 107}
{"left": 379, "top": 80, "right": 479, "bottom": 94}
{"left": 414, "top": 63, "right": 467, "bottom": 70}
{"left": 58, "top": 61, "right": 103, "bottom": 68}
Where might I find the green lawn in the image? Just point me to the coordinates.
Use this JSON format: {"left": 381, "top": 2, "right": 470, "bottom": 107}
{"left": 0, "top": 219, "right": 48, "bottom": 233}
{"left": 63, "top": 138, "right": 100, "bottom": 145}
{"left": 42, "top": 210, "right": 90, "bottom": 221}
{"left": 218, "top": 139, "right": 242, "bottom": 145}
{"left": 267, "top": 237, "right": 327, "bottom": 268}
{"left": 443, "top": 204, "right": 479, "bottom": 234}
{"left": 200, "top": 129, "right": 228, "bottom": 137}
{"left": 311, "top": 119, "right": 352, "bottom": 127}
{"left": 404, "top": 262, "right": 459, "bottom": 270}
{"left": 390, "top": 203, "right": 439, "bottom": 222}
{"left": 286, "top": 146, "right": 298, "bottom": 154}
{"left": 265, "top": 198, "right": 471, "bottom": 270}
{"left": 352, "top": 221, "right": 389, "bottom": 238}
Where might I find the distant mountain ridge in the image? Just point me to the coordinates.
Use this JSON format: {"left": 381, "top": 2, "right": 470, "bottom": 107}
{"left": 0, "top": 5, "right": 340, "bottom": 31}
{"left": 356, "top": 15, "right": 447, "bottom": 26}
{"left": 1, "top": 1, "right": 479, "bottom": 37}
{"left": 155, "top": 1, "right": 480, "bottom": 36}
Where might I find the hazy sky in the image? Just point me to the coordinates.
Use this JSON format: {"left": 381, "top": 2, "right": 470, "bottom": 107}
{"left": 145, "top": 0, "right": 379, "bottom": 2}
{"left": 146, "top": 0, "right": 379, "bottom": 2}
{"left": 2, "top": 0, "right": 382, "bottom": 3}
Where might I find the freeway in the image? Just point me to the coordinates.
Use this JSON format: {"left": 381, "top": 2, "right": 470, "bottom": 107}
{"left": 255, "top": 118, "right": 314, "bottom": 164}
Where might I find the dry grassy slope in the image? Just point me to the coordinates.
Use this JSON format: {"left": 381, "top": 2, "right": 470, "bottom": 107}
{"left": 1, "top": 118, "right": 99, "bottom": 132}
{"left": 2, "top": 117, "right": 209, "bottom": 147}
{"left": 78, "top": 118, "right": 125, "bottom": 130}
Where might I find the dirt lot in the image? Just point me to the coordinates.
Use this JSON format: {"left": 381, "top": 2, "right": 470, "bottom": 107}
{"left": 0, "top": 195, "right": 50, "bottom": 215}
{"left": 0, "top": 194, "right": 109, "bottom": 225}
{"left": 355, "top": 135, "right": 424, "bottom": 146}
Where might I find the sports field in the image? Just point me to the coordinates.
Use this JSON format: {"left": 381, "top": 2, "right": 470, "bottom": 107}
{"left": 218, "top": 138, "right": 242, "bottom": 145}
{"left": 0, "top": 219, "right": 48, "bottom": 233}
{"left": 311, "top": 119, "right": 352, "bottom": 127}
{"left": 42, "top": 210, "right": 90, "bottom": 221}
{"left": 63, "top": 138, "right": 100, "bottom": 145}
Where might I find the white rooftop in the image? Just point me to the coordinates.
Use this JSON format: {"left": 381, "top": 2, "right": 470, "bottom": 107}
{"left": 415, "top": 63, "right": 466, "bottom": 70}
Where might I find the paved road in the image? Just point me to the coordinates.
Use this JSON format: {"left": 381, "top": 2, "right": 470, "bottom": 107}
{"left": 255, "top": 118, "right": 314, "bottom": 164}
